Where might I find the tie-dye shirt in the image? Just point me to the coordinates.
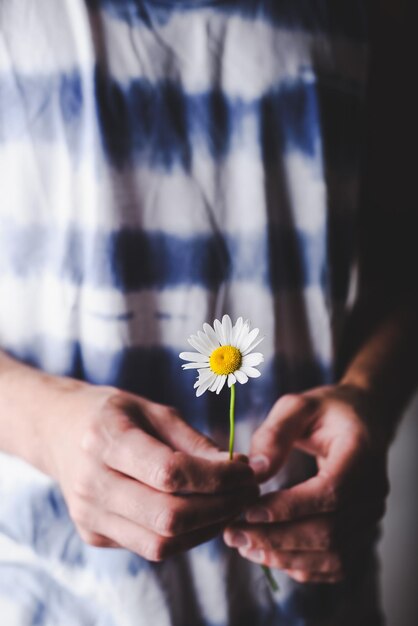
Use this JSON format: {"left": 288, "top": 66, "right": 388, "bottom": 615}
{"left": 0, "top": 1, "right": 383, "bottom": 625}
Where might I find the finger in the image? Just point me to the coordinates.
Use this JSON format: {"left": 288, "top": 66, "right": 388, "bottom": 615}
{"left": 224, "top": 516, "right": 335, "bottom": 552}
{"left": 248, "top": 422, "right": 373, "bottom": 522}
{"left": 143, "top": 403, "right": 249, "bottom": 463}
{"left": 225, "top": 506, "right": 382, "bottom": 565}
{"left": 102, "top": 471, "right": 259, "bottom": 537}
{"left": 88, "top": 510, "right": 226, "bottom": 561}
{"left": 78, "top": 529, "right": 120, "bottom": 549}
{"left": 101, "top": 392, "right": 249, "bottom": 463}
{"left": 100, "top": 427, "right": 256, "bottom": 494}
{"left": 283, "top": 569, "right": 344, "bottom": 584}
{"left": 249, "top": 394, "right": 317, "bottom": 481}
{"left": 242, "top": 474, "right": 338, "bottom": 523}
{"left": 237, "top": 545, "right": 342, "bottom": 575}
{"left": 153, "top": 406, "right": 248, "bottom": 463}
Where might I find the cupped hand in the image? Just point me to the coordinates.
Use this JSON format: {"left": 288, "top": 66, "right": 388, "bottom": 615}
{"left": 223, "top": 386, "right": 389, "bottom": 583}
{"left": 41, "top": 384, "right": 258, "bottom": 560}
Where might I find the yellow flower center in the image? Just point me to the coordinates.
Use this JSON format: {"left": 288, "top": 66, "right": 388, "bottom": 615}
{"left": 209, "top": 345, "right": 242, "bottom": 375}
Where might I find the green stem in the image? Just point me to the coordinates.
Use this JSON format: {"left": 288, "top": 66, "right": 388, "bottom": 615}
{"left": 261, "top": 565, "right": 279, "bottom": 592}
{"left": 229, "top": 384, "right": 236, "bottom": 460}
{"left": 228, "top": 383, "right": 278, "bottom": 592}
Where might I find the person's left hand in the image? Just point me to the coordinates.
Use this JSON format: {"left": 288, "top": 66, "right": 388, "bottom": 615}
{"left": 223, "top": 385, "right": 390, "bottom": 583}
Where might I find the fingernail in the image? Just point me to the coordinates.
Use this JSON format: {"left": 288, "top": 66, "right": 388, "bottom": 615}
{"left": 245, "top": 507, "right": 271, "bottom": 523}
{"left": 244, "top": 549, "right": 265, "bottom": 563}
{"left": 249, "top": 455, "right": 269, "bottom": 474}
{"left": 224, "top": 531, "right": 250, "bottom": 548}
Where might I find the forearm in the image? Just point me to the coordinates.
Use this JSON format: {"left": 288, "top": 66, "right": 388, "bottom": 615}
{"left": 338, "top": 0, "right": 418, "bottom": 445}
{"left": 0, "top": 350, "right": 86, "bottom": 473}
{"left": 339, "top": 300, "right": 418, "bottom": 447}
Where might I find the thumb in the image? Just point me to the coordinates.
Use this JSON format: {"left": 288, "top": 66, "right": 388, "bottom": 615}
{"left": 148, "top": 403, "right": 249, "bottom": 464}
{"left": 249, "top": 394, "right": 316, "bottom": 481}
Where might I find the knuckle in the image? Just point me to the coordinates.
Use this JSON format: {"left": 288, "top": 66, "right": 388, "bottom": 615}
{"left": 79, "top": 530, "right": 109, "bottom": 548}
{"left": 100, "top": 393, "right": 134, "bottom": 435}
{"left": 166, "top": 406, "right": 182, "bottom": 421}
{"left": 322, "top": 481, "right": 340, "bottom": 512}
{"left": 69, "top": 499, "right": 93, "bottom": 529}
{"left": 153, "top": 455, "right": 187, "bottom": 493}
{"left": 154, "top": 507, "right": 181, "bottom": 537}
{"left": 153, "top": 463, "right": 173, "bottom": 492}
{"left": 80, "top": 421, "right": 104, "bottom": 457}
{"left": 315, "top": 520, "right": 335, "bottom": 550}
{"left": 322, "top": 553, "right": 342, "bottom": 573}
{"left": 291, "top": 569, "right": 311, "bottom": 583}
{"left": 277, "top": 393, "right": 304, "bottom": 413}
{"left": 100, "top": 387, "right": 129, "bottom": 413}
{"left": 144, "top": 537, "right": 168, "bottom": 562}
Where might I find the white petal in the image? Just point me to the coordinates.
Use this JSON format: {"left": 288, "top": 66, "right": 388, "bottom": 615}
{"left": 196, "top": 373, "right": 217, "bottom": 397}
{"left": 231, "top": 317, "right": 243, "bottom": 345}
{"left": 197, "top": 330, "right": 215, "bottom": 353}
{"left": 240, "top": 366, "right": 261, "bottom": 378}
{"left": 216, "top": 375, "right": 227, "bottom": 394}
{"left": 239, "top": 328, "right": 260, "bottom": 353}
{"left": 242, "top": 335, "right": 265, "bottom": 356}
{"left": 197, "top": 370, "right": 216, "bottom": 386}
{"left": 235, "top": 321, "right": 251, "bottom": 350}
{"left": 188, "top": 335, "right": 212, "bottom": 356}
{"left": 179, "top": 352, "right": 209, "bottom": 362}
{"left": 234, "top": 370, "right": 249, "bottom": 384}
{"left": 222, "top": 315, "right": 233, "bottom": 344}
{"left": 182, "top": 362, "right": 210, "bottom": 370}
{"left": 228, "top": 373, "right": 236, "bottom": 387}
{"left": 198, "top": 366, "right": 214, "bottom": 377}
{"left": 213, "top": 318, "right": 226, "bottom": 344}
{"left": 209, "top": 375, "right": 221, "bottom": 392}
{"left": 202, "top": 323, "right": 220, "bottom": 349}
{"left": 194, "top": 369, "right": 214, "bottom": 387}
{"left": 242, "top": 353, "right": 264, "bottom": 367}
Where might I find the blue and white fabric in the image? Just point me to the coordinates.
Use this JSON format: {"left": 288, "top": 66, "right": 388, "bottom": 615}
{"left": 0, "top": 1, "right": 382, "bottom": 624}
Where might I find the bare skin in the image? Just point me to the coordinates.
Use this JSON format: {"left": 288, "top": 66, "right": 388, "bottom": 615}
{"left": 0, "top": 352, "right": 259, "bottom": 560}
{"left": 1, "top": 0, "right": 416, "bottom": 585}
{"left": 224, "top": 303, "right": 418, "bottom": 583}
{"left": 223, "top": 0, "right": 418, "bottom": 584}
{"left": 224, "top": 385, "right": 389, "bottom": 583}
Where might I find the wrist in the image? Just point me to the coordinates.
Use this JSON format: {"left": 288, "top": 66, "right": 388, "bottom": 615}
{"left": 336, "top": 380, "right": 394, "bottom": 453}
{"left": 0, "top": 353, "right": 89, "bottom": 476}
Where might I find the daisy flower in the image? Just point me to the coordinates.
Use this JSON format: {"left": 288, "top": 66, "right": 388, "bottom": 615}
{"left": 179, "top": 315, "right": 264, "bottom": 397}
{"left": 179, "top": 316, "right": 277, "bottom": 592}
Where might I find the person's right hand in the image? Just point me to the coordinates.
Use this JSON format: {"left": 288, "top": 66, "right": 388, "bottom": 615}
{"left": 41, "top": 384, "right": 258, "bottom": 561}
